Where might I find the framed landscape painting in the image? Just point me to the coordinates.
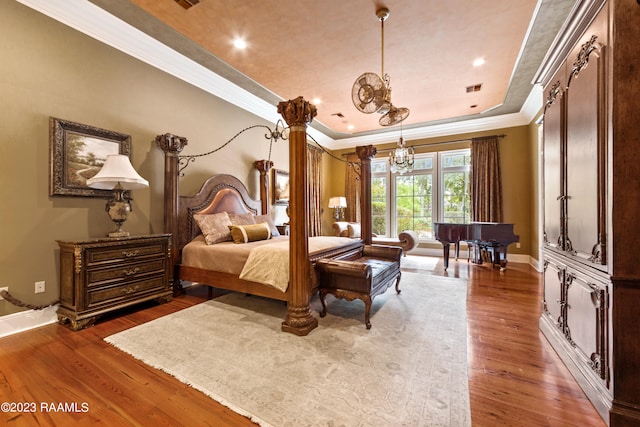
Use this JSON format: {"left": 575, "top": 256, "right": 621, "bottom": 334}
{"left": 273, "top": 169, "right": 289, "bottom": 205}
{"left": 49, "top": 117, "right": 131, "bottom": 197}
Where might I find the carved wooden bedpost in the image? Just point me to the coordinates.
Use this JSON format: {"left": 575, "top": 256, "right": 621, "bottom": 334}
{"left": 357, "top": 145, "right": 377, "bottom": 245}
{"left": 156, "top": 133, "right": 188, "bottom": 290}
{"left": 278, "top": 96, "right": 318, "bottom": 336}
{"left": 253, "top": 159, "right": 273, "bottom": 215}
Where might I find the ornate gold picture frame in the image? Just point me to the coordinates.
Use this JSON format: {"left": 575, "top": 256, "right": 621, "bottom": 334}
{"left": 49, "top": 117, "right": 131, "bottom": 197}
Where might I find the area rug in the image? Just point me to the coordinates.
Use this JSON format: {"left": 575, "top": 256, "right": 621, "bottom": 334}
{"left": 105, "top": 272, "right": 470, "bottom": 427}
{"left": 400, "top": 254, "right": 440, "bottom": 272}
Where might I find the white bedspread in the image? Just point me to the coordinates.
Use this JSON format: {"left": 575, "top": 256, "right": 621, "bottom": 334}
{"left": 239, "top": 236, "right": 355, "bottom": 291}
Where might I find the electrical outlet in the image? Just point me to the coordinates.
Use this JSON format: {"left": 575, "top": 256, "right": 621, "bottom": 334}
{"left": 0, "top": 287, "right": 8, "bottom": 300}
{"left": 35, "top": 281, "right": 46, "bottom": 294}
{"left": 516, "top": 242, "right": 521, "bottom": 249}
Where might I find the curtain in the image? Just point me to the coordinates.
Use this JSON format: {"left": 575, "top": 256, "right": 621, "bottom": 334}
{"left": 344, "top": 153, "right": 361, "bottom": 223}
{"left": 471, "top": 136, "right": 503, "bottom": 222}
{"left": 307, "top": 144, "right": 323, "bottom": 236}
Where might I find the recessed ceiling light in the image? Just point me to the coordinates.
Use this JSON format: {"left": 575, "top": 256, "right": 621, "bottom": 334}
{"left": 312, "top": 98, "right": 322, "bottom": 105}
{"left": 347, "top": 124, "right": 355, "bottom": 130}
{"left": 473, "top": 58, "right": 485, "bottom": 67}
{"left": 233, "top": 38, "right": 247, "bottom": 49}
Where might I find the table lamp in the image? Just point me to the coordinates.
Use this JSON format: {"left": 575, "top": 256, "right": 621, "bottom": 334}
{"left": 328, "top": 196, "right": 347, "bottom": 221}
{"left": 86, "top": 154, "right": 149, "bottom": 238}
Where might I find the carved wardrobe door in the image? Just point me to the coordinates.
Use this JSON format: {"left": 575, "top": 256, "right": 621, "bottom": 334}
{"left": 542, "top": 68, "right": 566, "bottom": 251}
{"left": 565, "top": 35, "right": 607, "bottom": 266}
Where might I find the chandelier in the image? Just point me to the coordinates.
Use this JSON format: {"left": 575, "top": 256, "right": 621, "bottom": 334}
{"left": 388, "top": 122, "right": 414, "bottom": 174}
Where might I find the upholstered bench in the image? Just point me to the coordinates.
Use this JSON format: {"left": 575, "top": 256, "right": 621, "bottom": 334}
{"left": 315, "top": 245, "right": 402, "bottom": 329}
{"left": 331, "top": 221, "right": 418, "bottom": 256}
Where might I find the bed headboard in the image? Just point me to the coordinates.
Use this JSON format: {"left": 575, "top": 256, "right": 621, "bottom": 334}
{"left": 156, "top": 133, "right": 272, "bottom": 271}
{"left": 177, "top": 174, "right": 262, "bottom": 252}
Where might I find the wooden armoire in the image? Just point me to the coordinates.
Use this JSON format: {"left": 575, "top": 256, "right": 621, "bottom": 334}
{"left": 537, "top": 0, "right": 640, "bottom": 425}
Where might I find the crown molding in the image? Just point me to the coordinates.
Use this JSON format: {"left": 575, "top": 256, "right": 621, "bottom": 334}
{"left": 533, "top": 0, "right": 607, "bottom": 86}
{"left": 17, "top": 0, "right": 542, "bottom": 151}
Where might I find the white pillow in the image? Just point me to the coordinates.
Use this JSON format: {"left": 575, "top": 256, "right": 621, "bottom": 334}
{"left": 347, "top": 223, "right": 361, "bottom": 238}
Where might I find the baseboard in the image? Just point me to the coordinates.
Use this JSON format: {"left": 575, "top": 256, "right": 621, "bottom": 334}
{"left": 540, "top": 315, "right": 612, "bottom": 425}
{"left": 0, "top": 305, "right": 59, "bottom": 338}
{"left": 528, "top": 256, "right": 543, "bottom": 272}
{"left": 409, "top": 248, "right": 541, "bottom": 271}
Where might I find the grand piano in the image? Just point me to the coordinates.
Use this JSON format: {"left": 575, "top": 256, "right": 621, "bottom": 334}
{"left": 434, "top": 222, "right": 519, "bottom": 271}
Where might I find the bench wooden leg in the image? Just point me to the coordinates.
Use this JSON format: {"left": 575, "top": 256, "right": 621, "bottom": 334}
{"left": 319, "top": 289, "right": 328, "bottom": 318}
{"left": 395, "top": 272, "right": 402, "bottom": 294}
{"left": 319, "top": 289, "right": 375, "bottom": 329}
{"left": 363, "top": 295, "right": 373, "bottom": 330}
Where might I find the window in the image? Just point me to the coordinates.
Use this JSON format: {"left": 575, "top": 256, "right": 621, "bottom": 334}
{"left": 371, "top": 161, "right": 388, "bottom": 236}
{"left": 372, "top": 148, "right": 470, "bottom": 240}
{"left": 440, "top": 150, "right": 472, "bottom": 224}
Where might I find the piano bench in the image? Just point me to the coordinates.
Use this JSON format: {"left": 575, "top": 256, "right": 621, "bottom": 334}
{"left": 316, "top": 245, "right": 402, "bottom": 329}
{"left": 471, "top": 241, "right": 506, "bottom": 270}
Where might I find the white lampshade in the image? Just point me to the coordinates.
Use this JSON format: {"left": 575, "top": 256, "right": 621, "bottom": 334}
{"left": 86, "top": 154, "right": 149, "bottom": 190}
{"left": 328, "top": 196, "right": 347, "bottom": 208}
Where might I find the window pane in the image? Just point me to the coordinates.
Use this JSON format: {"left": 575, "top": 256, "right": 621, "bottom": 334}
{"left": 395, "top": 175, "right": 413, "bottom": 196}
{"left": 413, "top": 157, "right": 433, "bottom": 170}
{"left": 395, "top": 174, "right": 433, "bottom": 239}
{"left": 442, "top": 152, "right": 470, "bottom": 168}
{"left": 413, "top": 175, "right": 430, "bottom": 196}
{"left": 372, "top": 176, "right": 387, "bottom": 235}
{"left": 443, "top": 171, "right": 470, "bottom": 223}
{"left": 372, "top": 161, "right": 387, "bottom": 173}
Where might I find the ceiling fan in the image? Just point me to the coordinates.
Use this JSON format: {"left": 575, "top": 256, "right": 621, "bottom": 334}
{"left": 351, "top": 72, "right": 388, "bottom": 114}
{"left": 379, "top": 105, "right": 410, "bottom": 127}
{"left": 351, "top": 7, "right": 409, "bottom": 126}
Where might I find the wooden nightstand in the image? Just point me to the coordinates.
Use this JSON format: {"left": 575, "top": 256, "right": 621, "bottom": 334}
{"left": 56, "top": 234, "right": 172, "bottom": 330}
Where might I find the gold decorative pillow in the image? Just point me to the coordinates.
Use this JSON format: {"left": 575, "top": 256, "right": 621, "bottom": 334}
{"left": 254, "top": 214, "right": 280, "bottom": 236}
{"left": 193, "top": 212, "right": 232, "bottom": 244}
{"left": 228, "top": 222, "right": 272, "bottom": 244}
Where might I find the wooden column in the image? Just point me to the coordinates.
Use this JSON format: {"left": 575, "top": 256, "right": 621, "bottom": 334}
{"left": 155, "top": 133, "right": 188, "bottom": 291}
{"left": 278, "top": 96, "right": 318, "bottom": 336}
{"left": 610, "top": 0, "right": 640, "bottom": 424}
{"left": 253, "top": 160, "right": 273, "bottom": 215}
{"left": 357, "top": 145, "right": 377, "bottom": 245}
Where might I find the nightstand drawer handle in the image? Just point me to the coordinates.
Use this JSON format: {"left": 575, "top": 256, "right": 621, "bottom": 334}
{"left": 122, "top": 286, "right": 139, "bottom": 294}
{"left": 123, "top": 250, "right": 140, "bottom": 258}
{"left": 123, "top": 268, "right": 140, "bottom": 276}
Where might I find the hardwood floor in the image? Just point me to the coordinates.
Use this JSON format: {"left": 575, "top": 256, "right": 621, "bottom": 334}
{"left": 0, "top": 258, "right": 606, "bottom": 426}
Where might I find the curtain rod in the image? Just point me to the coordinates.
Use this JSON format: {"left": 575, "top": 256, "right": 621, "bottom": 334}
{"left": 341, "top": 133, "right": 506, "bottom": 156}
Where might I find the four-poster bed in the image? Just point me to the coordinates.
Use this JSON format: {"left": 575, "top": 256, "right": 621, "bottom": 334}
{"left": 156, "top": 97, "right": 386, "bottom": 335}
